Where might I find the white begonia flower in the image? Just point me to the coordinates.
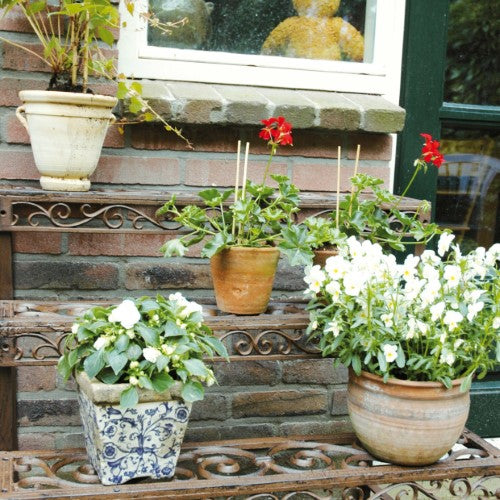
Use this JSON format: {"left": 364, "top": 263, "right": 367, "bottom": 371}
{"left": 304, "top": 265, "right": 326, "bottom": 293}
{"left": 126, "top": 329, "right": 136, "bottom": 339}
{"left": 143, "top": 347, "right": 162, "bottom": 363}
{"left": 437, "top": 232, "right": 455, "bottom": 256}
{"left": 129, "top": 376, "right": 139, "bottom": 386}
{"left": 71, "top": 323, "right": 79, "bottom": 334}
{"left": 381, "top": 313, "right": 393, "bottom": 328}
{"left": 430, "top": 301, "right": 445, "bottom": 322}
{"left": 108, "top": 299, "right": 141, "bottom": 330}
{"left": 492, "top": 316, "right": 500, "bottom": 330}
{"left": 443, "top": 310, "right": 463, "bottom": 331}
{"left": 382, "top": 344, "right": 398, "bottom": 363}
{"left": 467, "top": 301, "right": 484, "bottom": 322}
{"left": 325, "top": 320, "right": 341, "bottom": 337}
{"left": 325, "top": 255, "right": 348, "bottom": 280}
{"left": 129, "top": 361, "right": 139, "bottom": 369}
{"left": 439, "top": 349, "right": 455, "bottom": 366}
{"left": 93, "top": 336, "right": 110, "bottom": 350}
{"left": 162, "top": 344, "right": 176, "bottom": 356}
{"left": 179, "top": 300, "right": 203, "bottom": 319}
{"left": 443, "top": 265, "right": 462, "bottom": 288}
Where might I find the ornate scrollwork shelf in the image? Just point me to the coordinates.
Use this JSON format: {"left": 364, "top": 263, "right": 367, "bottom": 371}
{"left": 1, "top": 430, "right": 498, "bottom": 499}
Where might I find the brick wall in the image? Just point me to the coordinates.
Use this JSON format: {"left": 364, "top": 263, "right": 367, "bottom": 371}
{"left": 1, "top": 7, "right": 404, "bottom": 450}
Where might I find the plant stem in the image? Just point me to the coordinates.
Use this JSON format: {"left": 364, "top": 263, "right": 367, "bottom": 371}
{"left": 262, "top": 143, "right": 276, "bottom": 185}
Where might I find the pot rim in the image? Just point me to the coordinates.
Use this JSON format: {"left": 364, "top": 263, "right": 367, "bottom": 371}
{"left": 350, "top": 368, "right": 466, "bottom": 389}
{"left": 216, "top": 245, "right": 280, "bottom": 254}
{"left": 19, "top": 90, "right": 118, "bottom": 107}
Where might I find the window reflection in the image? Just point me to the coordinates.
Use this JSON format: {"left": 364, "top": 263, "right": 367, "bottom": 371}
{"left": 147, "top": 0, "right": 369, "bottom": 63}
{"left": 436, "top": 130, "right": 499, "bottom": 250}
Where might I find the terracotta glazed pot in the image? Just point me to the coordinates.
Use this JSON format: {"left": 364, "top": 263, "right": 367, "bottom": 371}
{"left": 312, "top": 246, "right": 338, "bottom": 266}
{"left": 210, "top": 246, "right": 280, "bottom": 315}
{"left": 347, "top": 369, "right": 470, "bottom": 466}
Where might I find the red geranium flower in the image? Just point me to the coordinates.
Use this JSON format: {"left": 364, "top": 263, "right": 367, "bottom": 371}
{"left": 260, "top": 116, "right": 293, "bottom": 147}
{"left": 420, "top": 133, "right": 444, "bottom": 168}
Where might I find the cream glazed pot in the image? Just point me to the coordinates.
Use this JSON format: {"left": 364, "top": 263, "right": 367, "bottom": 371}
{"left": 16, "top": 90, "right": 117, "bottom": 191}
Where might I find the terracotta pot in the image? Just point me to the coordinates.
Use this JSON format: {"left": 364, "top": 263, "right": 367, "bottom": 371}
{"left": 312, "top": 246, "right": 338, "bottom": 266}
{"left": 347, "top": 369, "right": 470, "bottom": 466}
{"left": 210, "top": 246, "right": 280, "bottom": 315}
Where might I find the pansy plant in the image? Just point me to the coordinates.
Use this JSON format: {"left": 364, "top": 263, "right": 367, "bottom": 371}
{"left": 58, "top": 294, "right": 228, "bottom": 407}
{"left": 305, "top": 234, "right": 500, "bottom": 390}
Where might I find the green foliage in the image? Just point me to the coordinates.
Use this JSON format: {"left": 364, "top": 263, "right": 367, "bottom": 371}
{"left": 445, "top": 0, "right": 498, "bottom": 105}
{"left": 58, "top": 294, "right": 228, "bottom": 407}
{"left": 299, "top": 173, "right": 442, "bottom": 264}
{"left": 157, "top": 174, "right": 311, "bottom": 264}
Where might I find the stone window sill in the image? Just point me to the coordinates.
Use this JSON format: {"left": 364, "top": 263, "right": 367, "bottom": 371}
{"left": 140, "top": 81, "right": 405, "bottom": 134}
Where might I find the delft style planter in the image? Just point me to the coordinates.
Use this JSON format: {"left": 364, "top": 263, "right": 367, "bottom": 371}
{"left": 76, "top": 372, "right": 191, "bottom": 485}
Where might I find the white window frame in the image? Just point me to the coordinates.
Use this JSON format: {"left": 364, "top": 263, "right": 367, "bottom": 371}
{"left": 118, "top": 0, "right": 406, "bottom": 102}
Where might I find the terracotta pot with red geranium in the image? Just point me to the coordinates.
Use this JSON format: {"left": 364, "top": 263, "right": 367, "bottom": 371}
{"left": 157, "top": 117, "right": 312, "bottom": 315}
{"left": 298, "top": 133, "right": 445, "bottom": 266}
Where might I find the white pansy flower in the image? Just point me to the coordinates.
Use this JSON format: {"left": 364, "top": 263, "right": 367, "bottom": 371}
{"left": 439, "top": 332, "right": 447, "bottom": 344}
{"left": 325, "top": 280, "right": 341, "bottom": 300}
{"left": 422, "top": 264, "right": 439, "bottom": 282}
{"left": 382, "top": 344, "right": 398, "bottom": 363}
{"left": 347, "top": 236, "right": 363, "bottom": 259}
{"left": 439, "top": 349, "right": 455, "bottom": 366}
{"left": 416, "top": 320, "right": 429, "bottom": 336}
{"left": 421, "top": 249, "right": 440, "bottom": 265}
{"left": 325, "top": 320, "right": 341, "bottom": 337}
{"left": 454, "top": 339, "right": 464, "bottom": 350}
{"left": 381, "top": 313, "right": 393, "bottom": 328}
{"left": 437, "top": 232, "right": 455, "bottom": 256}
{"left": 108, "top": 299, "right": 141, "bottom": 329}
{"left": 443, "top": 265, "right": 462, "bottom": 288}
{"left": 443, "top": 310, "right": 463, "bottom": 331}
{"left": 464, "top": 289, "right": 483, "bottom": 304}
{"left": 143, "top": 347, "right": 162, "bottom": 363}
{"left": 304, "top": 265, "right": 326, "bottom": 293}
{"left": 485, "top": 243, "right": 500, "bottom": 266}
{"left": 310, "top": 320, "right": 318, "bottom": 330}
{"left": 93, "top": 336, "right": 110, "bottom": 350}
{"left": 467, "top": 301, "right": 484, "bottom": 322}
{"left": 343, "top": 273, "right": 362, "bottom": 296}
{"left": 430, "top": 301, "right": 445, "bottom": 322}
{"left": 492, "top": 316, "right": 500, "bottom": 329}
{"left": 325, "top": 255, "right": 348, "bottom": 280}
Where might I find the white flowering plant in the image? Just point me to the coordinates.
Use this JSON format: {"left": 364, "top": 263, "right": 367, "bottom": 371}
{"left": 58, "top": 294, "right": 228, "bottom": 407}
{"left": 305, "top": 234, "right": 500, "bottom": 390}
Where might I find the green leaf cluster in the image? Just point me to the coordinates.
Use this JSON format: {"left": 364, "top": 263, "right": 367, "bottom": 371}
{"left": 157, "top": 174, "right": 310, "bottom": 263}
{"left": 299, "top": 173, "right": 442, "bottom": 264}
{"left": 58, "top": 295, "right": 228, "bottom": 407}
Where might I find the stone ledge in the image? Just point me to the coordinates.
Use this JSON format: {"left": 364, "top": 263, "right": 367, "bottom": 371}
{"left": 141, "top": 81, "right": 405, "bottom": 133}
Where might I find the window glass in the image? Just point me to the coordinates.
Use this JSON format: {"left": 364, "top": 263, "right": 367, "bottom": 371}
{"left": 436, "top": 128, "right": 499, "bottom": 250}
{"left": 444, "top": 0, "right": 499, "bottom": 106}
{"left": 147, "top": 0, "right": 371, "bottom": 63}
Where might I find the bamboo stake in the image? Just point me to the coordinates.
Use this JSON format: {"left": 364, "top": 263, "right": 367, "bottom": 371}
{"left": 232, "top": 140, "right": 241, "bottom": 237}
{"left": 241, "top": 142, "right": 250, "bottom": 199}
{"left": 349, "top": 144, "right": 361, "bottom": 217}
{"left": 336, "top": 146, "right": 341, "bottom": 229}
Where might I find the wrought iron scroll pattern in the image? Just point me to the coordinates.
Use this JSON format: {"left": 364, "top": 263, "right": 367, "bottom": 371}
{"left": 219, "top": 329, "right": 320, "bottom": 357}
{"left": 9, "top": 436, "right": 499, "bottom": 495}
{"left": 0, "top": 331, "right": 68, "bottom": 362}
{"left": 11, "top": 201, "right": 184, "bottom": 231}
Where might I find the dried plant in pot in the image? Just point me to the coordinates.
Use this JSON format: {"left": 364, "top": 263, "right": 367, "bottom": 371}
{"left": 58, "top": 294, "right": 228, "bottom": 485}
{"left": 158, "top": 117, "right": 312, "bottom": 315}
{"left": 304, "top": 235, "right": 500, "bottom": 465}
{"left": 0, "top": 0, "right": 190, "bottom": 191}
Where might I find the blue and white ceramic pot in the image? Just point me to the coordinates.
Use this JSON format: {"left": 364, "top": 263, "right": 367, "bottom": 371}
{"left": 76, "top": 371, "right": 191, "bottom": 485}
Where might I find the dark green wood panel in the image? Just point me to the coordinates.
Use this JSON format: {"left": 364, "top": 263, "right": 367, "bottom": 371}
{"left": 395, "top": 0, "right": 450, "bottom": 215}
